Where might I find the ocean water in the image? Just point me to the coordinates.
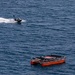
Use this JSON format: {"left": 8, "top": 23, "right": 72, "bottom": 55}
{"left": 0, "top": 0, "right": 75, "bottom": 75}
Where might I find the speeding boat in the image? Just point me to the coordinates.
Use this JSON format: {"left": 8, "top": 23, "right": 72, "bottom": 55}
{"left": 14, "top": 18, "right": 22, "bottom": 24}
{"left": 13, "top": 15, "right": 22, "bottom": 24}
{"left": 30, "top": 55, "right": 66, "bottom": 67}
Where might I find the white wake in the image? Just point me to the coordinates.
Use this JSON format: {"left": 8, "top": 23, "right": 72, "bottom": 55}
{"left": 0, "top": 17, "right": 26, "bottom": 23}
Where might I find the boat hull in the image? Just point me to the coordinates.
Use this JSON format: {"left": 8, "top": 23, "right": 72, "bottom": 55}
{"left": 30, "top": 55, "right": 66, "bottom": 67}
{"left": 41, "top": 59, "right": 65, "bottom": 67}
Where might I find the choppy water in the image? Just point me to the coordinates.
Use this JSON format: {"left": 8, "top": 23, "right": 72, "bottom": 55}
{"left": 0, "top": 0, "right": 75, "bottom": 75}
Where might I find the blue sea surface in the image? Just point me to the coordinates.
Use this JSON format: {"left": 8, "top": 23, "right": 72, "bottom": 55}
{"left": 0, "top": 0, "right": 75, "bottom": 75}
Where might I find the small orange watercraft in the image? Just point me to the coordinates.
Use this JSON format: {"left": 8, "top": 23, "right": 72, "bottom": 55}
{"left": 30, "top": 55, "right": 66, "bottom": 67}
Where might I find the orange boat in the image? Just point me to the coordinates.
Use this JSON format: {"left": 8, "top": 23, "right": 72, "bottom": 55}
{"left": 30, "top": 55, "right": 66, "bottom": 67}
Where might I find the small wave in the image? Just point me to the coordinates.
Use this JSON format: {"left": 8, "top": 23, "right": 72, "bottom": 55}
{"left": 0, "top": 17, "right": 26, "bottom": 23}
